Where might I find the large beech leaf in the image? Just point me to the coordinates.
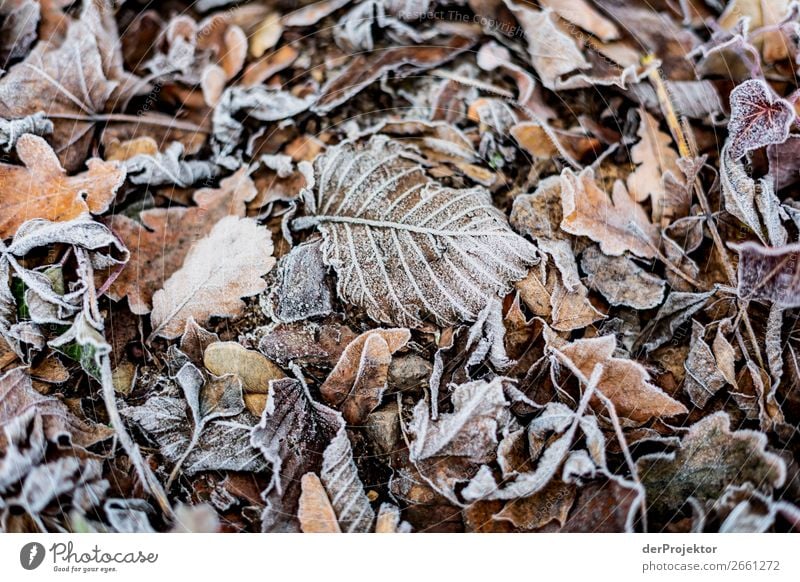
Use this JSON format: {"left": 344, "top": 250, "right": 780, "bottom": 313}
{"left": 293, "top": 136, "right": 539, "bottom": 328}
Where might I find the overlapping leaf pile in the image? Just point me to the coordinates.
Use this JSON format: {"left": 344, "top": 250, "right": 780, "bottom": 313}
{"left": 1, "top": 0, "right": 800, "bottom": 533}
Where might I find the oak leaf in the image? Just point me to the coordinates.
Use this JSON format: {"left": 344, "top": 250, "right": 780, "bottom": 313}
{"left": 560, "top": 168, "right": 658, "bottom": 259}
{"left": 108, "top": 169, "right": 258, "bottom": 315}
{"left": 0, "top": 135, "right": 125, "bottom": 239}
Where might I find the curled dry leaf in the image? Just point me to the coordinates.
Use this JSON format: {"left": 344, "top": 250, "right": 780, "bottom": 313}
{"left": 293, "top": 136, "right": 539, "bottom": 328}
{"left": 150, "top": 216, "right": 275, "bottom": 340}
{"left": 0, "top": 135, "right": 125, "bottom": 240}
{"left": 108, "top": 168, "right": 257, "bottom": 315}
{"left": 0, "top": 367, "right": 113, "bottom": 451}
{"left": 320, "top": 328, "right": 410, "bottom": 425}
{"left": 560, "top": 168, "right": 658, "bottom": 259}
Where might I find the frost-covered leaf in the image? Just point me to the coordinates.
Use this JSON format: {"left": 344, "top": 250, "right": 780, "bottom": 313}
{"left": 120, "top": 385, "right": 265, "bottom": 476}
{"left": 123, "top": 141, "right": 217, "bottom": 187}
{"left": 635, "top": 290, "right": 714, "bottom": 352}
{"left": 540, "top": 0, "right": 618, "bottom": 41}
{"left": 0, "top": 367, "right": 113, "bottom": 451}
{"left": 250, "top": 378, "right": 342, "bottom": 533}
{"left": 627, "top": 109, "right": 680, "bottom": 222}
{"left": 581, "top": 245, "right": 665, "bottom": 310}
{"left": 0, "top": 112, "right": 52, "bottom": 152}
{"left": 319, "top": 425, "right": 374, "bottom": 532}
{"left": 638, "top": 412, "right": 786, "bottom": 519}
{"left": 733, "top": 241, "right": 800, "bottom": 307}
{"left": 684, "top": 320, "right": 727, "bottom": 408}
{"left": 0, "top": 6, "right": 121, "bottom": 171}
{"left": 504, "top": 3, "right": 589, "bottom": 90}
{"left": 293, "top": 136, "right": 538, "bottom": 328}
{"left": 266, "top": 239, "right": 334, "bottom": 323}
{"left": 0, "top": 135, "right": 125, "bottom": 239}
{"left": 727, "top": 79, "right": 794, "bottom": 160}
{"left": 560, "top": 168, "right": 658, "bottom": 259}
{"left": 150, "top": 216, "right": 275, "bottom": 339}
{"left": 554, "top": 335, "right": 687, "bottom": 423}
{"left": 108, "top": 168, "right": 257, "bottom": 315}
{"left": 313, "top": 36, "right": 474, "bottom": 114}
{"left": 320, "top": 328, "right": 410, "bottom": 424}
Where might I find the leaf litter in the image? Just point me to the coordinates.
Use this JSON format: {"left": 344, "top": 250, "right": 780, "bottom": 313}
{"left": 0, "top": 0, "right": 799, "bottom": 535}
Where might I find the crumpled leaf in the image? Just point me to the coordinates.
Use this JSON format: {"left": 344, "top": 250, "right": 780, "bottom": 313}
{"left": 727, "top": 79, "right": 794, "bottom": 160}
{"left": 505, "top": 3, "right": 589, "bottom": 90}
{"left": 0, "top": 135, "right": 125, "bottom": 239}
{"left": 266, "top": 239, "right": 334, "bottom": 323}
{"left": 540, "top": 0, "right": 618, "bottom": 41}
{"left": 560, "top": 168, "right": 658, "bottom": 259}
{"left": 320, "top": 328, "right": 410, "bottom": 424}
{"left": 150, "top": 216, "right": 275, "bottom": 339}
{"left": 0, "top": 367, "right": 113, "bottom": 451}
{"left": 581, "top": 245, "right": 665, "bottom": 310}
{"left": 250, "top": 378, "right": 342, "bottom": 532}
{"left": 638, "top": 412, "right": 786, "bottom": 519}
{"left": 0, "top": 112, "right": 52, "bottom": 152}
{"left": 123, "top": 141, "right": 218, "bottom": 187}
{"left": 108, "top": 168, "right": 257, "bottom": 315}
{"left": 554, "top": 335, "right": 687, "bottom": 423}
{"left": 293, "top": 136, "right": 538, "bottom": 328}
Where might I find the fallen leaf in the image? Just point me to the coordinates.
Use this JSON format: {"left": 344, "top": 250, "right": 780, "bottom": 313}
{"left": 293, "top": 136, "right": 538, "bottom": 328}
{"left": 150, "top": 216, "right": 275, "bottom": 339}
{"left": 560, "top": 168, "right": 658, "bottom": 259}
{"left": 0, "top": 367, "right": 113, "bottom": 451}
{"left": 580, "top": 245, "right": 665, "bottom": 310}
{"left": 320, "top": 329, "right": 410, "bottom": 424}
{"left": 298, "top": 473, "right": 340, "bottom": 533}
{"left": 727, "top": 79, "right": 794, "bottom": 160}
{"left": 684, "top": 320, "right": 727, "bottom": 408}
{"left": 638, "top": 412, "right": 786, "bottom": 520}
{"left": 555, "top": 335, "right": 688, "bottom": 423}
{"left": 203, "top": 342, "right": 285, "bottom": 394}
{"left": 627, "top": 109, "right": 680, "bottom": 222}
{"left": 733, "top": 241, "right": 800, "bottom": 307}
{"left": 108, "top": 168, "right": 257, "bottom": 315}
{"left": 0, "top": 135, "right": 125, "bottom": 239}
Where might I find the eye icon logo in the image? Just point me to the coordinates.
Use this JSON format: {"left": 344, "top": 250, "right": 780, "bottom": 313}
{"left": 20, "top": 542, "right": 45, "bottom": 570}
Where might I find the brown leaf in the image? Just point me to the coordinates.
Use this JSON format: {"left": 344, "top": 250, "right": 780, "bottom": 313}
{"left": 556, "top": 335, "right": 688, "bottom": 423}
{"left": 580, "top": 245, "right": 665, "bottom": 310}
{"left": 0, "top": 10, "right": 117, "bottom": 171}
{"left": 494, "top": 479, "right": 576, "bottom": 531}
{"left": 733, "top": 241, "right": 800, "bottom": 307}
{"left": 107, "top": 168, "right": 257, "bottom": 314}
{"left": 298, "top": 473, "right": 341, "bottom": 533}
{"left": 0, "top": 135, "right": 125, "bottom": 239}
{"left": 150, "top": 216, "right": 275, "bottom": 340}
{"left": 313, "top": 36, "right": 475, "bottom": 114}
{"left": 320, "top": 329, "right": 410, "bottom": 425}
{"left": 561, "top": 168, "right": 659, "bottom": 259}
{"left": 0, "top": 367, "right": 113, "bottom": 451}
{"left": 627, "top": 109, "right": 680, "bottom": 222}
